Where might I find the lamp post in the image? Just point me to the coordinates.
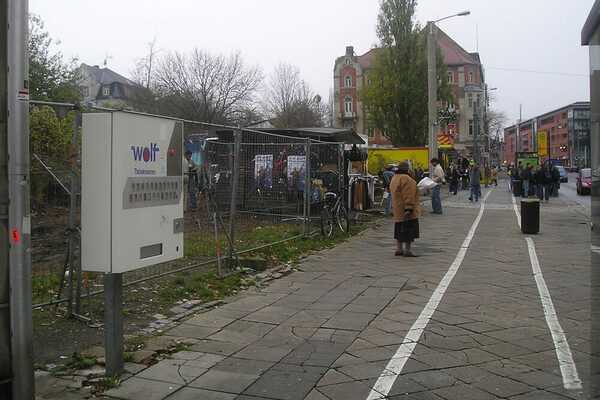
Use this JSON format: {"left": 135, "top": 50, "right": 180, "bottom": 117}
{"left": 473, "top": 97, "right": 480, "bottom": 163}
{"left": 484, "top": 87, "right": 497, "bottom": 165}
{"left": 427, "top": 10, "right": 470, "bottom": 176}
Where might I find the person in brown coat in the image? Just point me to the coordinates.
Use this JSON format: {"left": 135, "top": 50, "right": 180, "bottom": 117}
{"left": 390, "top": 162, "right": 421, "bottom": 257}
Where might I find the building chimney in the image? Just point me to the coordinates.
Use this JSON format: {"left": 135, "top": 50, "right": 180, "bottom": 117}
{"left": 346, "top": 46, "right": 354, "bottom": 57}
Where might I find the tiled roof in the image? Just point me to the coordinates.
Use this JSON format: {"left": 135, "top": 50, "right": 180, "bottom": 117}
{"left": 435, "top": 26, "right": 479, "bottom": 66}
{"left": 354, "top": 26, "right": 479, "bottom": 69}
{"left": 83, "top": 63, "right": 133, "bottom": 86}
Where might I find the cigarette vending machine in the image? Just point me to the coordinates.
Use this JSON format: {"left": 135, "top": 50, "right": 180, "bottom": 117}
{"left": 81, "top": 111, "right": 184, "bottom": 273}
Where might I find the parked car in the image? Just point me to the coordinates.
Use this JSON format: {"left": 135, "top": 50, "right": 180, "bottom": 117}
{"left": 556, "top": 165, "right": 568, "bottom": 182}
{"left": 569, "top": 165, "right": 580, "bottom": 173}
{"left": 576, "top": 168, "right": 592, "bottom": 195}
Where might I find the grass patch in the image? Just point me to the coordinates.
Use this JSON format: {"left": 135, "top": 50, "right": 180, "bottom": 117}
{"left": 62, "top": 351, "right": 96, "bottom": 370}
{"left": 173, "top": 343, "right": 191, "bottom": 352}
{"left": 94, "top": 376, "right": 120, "bottom": 394}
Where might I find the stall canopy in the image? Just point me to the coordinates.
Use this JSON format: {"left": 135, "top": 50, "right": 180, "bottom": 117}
{"left": 257, "top": 127, "right": 365, "bottom": 145}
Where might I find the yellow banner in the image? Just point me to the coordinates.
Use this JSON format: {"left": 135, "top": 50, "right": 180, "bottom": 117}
{"left": 538, "top": 131, "right": 548, "bottom": 156}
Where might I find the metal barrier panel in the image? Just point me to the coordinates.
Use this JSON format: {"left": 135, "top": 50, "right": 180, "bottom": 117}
{"left": 28, "top": 107, "right": 344, "bottom": 313}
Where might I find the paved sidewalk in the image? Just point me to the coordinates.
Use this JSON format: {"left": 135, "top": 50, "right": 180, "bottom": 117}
{"left": 103, "top": 181, "right": 592, "bottom": 400}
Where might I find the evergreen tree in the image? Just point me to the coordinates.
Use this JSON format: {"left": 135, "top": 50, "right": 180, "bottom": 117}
{"left": 360, "top": 0, "right": 452, "bottom": 147}
{"left": 28, "top": 14, "right": 80, "bottom": 103}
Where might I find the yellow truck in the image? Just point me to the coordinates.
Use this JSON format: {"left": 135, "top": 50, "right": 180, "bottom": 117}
{"left": 367, "top": 147, "right": 429, "bottom": 175}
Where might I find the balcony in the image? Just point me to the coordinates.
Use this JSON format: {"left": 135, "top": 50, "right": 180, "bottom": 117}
{"left": 339, "top": 111, "right": 357, "bottom": 119}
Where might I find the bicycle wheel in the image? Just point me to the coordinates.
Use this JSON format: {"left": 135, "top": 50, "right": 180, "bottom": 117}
{"left": 337, "top": 206, "right": 350, "bottom": 233}
{"left": 320, "top": 208, "right": 334, "bottom": 237}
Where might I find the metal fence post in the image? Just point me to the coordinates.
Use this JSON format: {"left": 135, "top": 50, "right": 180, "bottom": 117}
{"left": 7, "top": 0, "right": 35, "bottom": 397}
{"left": 104, "top": 273, "right": 123, "bottom": 376}
{"left": 339, "top": 143, "right": 345, "bottom": 207}
{"left": 303, "top": 138, "right": 311, "bottom": 236}
{"left": 72, "top": 105, "right": 82, "bottom": 316}
{"left": 228, "top": 127, "right": 242, "bottom": 257}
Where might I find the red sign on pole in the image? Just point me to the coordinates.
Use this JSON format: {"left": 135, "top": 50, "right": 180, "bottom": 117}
{"left": 11, "top": 229, "right": 20, "bottom": 242}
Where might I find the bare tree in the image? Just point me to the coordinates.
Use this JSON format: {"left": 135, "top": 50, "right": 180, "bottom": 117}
{"left": 154, "top": 49, "right": 263, "bottom": 125}
{"left": 262, "top": 63, "right": 326, "bottom": 128}
{"left": 487, "top": 108, "right": 508, "bottom": 160}
{"left": 131, "top": 36, "right": 160, "bottom": 90}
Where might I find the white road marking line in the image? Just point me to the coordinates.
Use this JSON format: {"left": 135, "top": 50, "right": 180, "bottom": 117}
{"left": 366, "top": 189, "right": 492, "bottom": 400}
{"left": 525, "top": 237, "right": 583, "bottom": 390}
{"left": 511, "top": 194, "right": 583, "bottom": 390}
{"left": 511, "top": 194, "right": 521, "bottom": 228}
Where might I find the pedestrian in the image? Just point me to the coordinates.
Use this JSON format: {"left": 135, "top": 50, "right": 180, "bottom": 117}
{"left": 469, "top": 163, "right": 482, "bottom": 201}
{"left": 414, "top": 167, "right": 423, "bottom": 183}
{"left": 491, "top": 166, "right": 498, "bottom": 186}
{"left": 537, "top": 163, "right": 551, "bottom": 202}
{"left": 390, "top": 162, "right": 420, "bottom": 257}
{"left": 522, "top": 163, "right": 532, "bottom": 198}
{"left": 381, "top": 167, "right": 395, "bottom": 215}
{"left": 184, "top": 150, "right": 198, "bottom": 212}
{"left": 430, "top": 158, "right": 444, "bottom": 214}
{"left": 449, "top": 164, "right": 459, "bottom": 195}
{"left": 551, "top": 164, "right": 560, "bottom": 197}
{"left": 484, "top": 164, "right": 490, "bottom": 188}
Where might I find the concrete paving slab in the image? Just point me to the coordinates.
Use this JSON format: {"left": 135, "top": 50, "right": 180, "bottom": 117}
{"left": 432, "top": 381, "right": 497, "bottom": 400}
{"left": 471, "top": 373, "right": 536, "bottom": 397}
{"left": 316, "top": 380, "right": 374, "bottom": 400}
{"left": 166, "top": 324, "right": 220, "bottom": 340}
{"left": 232, "top": 345, "right": 293, "bottom": 363}
{"left": 242, "top": 375, "right": 317, "bottom": 399}
{"left": 184, "top": 315, "right": 235, "bottom": 329}
{"left": 136, "top": 359, "right": 187, "bottom": 385}
{"left": 104, "top": 376, "right": 182, "bottom": 400}
{"left": 212, "top": 357, "right": 274, "bottom": 375}
{"left": 165, "top": 386, "right": 236, "bottom": 400}
{"left": 188, "top": 339, "right": 243, "bottom": 356}
{"left": 188, "top": 370, "right": 259, "bottom": 394}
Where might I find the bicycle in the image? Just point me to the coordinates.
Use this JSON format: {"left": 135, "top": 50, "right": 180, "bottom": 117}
{"left": 320, "top": 191, "right": 350, "bottom": 236}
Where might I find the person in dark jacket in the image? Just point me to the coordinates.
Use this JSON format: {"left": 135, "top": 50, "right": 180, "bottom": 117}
{"left": 537, "top": 163, "right": 551, "bottom": 202}
{"left": 551, "top": 165, "right": 560, "bottom": 197}
{"left": 469, "top": 163, "right": 482, "bottom": 201}
{"left": 449, "top": 164, "right": 459, "bottom": 195}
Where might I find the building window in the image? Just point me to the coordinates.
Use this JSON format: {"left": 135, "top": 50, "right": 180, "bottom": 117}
{"left": 102, "top": 86, "right": 110, "bottom": 96}
{"left": 345, "top": 58, "right": 350, "bottom": 66}
{"left": 468, "top": 120, "right": 474, "bottom": 135}
{"left": 468, "top": 94, "right": 473, "bottom": 108}
{"left": 83, "top": 87, "right": 89, "bottom": 97}
{"left": 446, "top": 71, "right": 454, "bottom": 83}
{"left": 344, "top": 75, "right": 352, "bottom": 87}
{"left": 468, "top": 71, "right": 474, "bottom": 84}
{"left": 367, "top": 126, "right": 374, "bottom": 138}
{"left": 344, "top": 97, "right": 353, "bottom": 113}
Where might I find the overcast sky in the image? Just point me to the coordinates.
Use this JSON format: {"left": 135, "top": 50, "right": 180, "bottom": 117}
{"left": 29, "top": 0, "right": 594, "bottom": 126}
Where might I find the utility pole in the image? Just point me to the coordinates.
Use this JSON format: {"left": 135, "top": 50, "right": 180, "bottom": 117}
{"left": 473, "top": 98, "right": 480, "bottom": 163}
{"left": 6, "top": 0, "right": 35, "bottom": 398}
{"left": 427, "top": 21, "right": 437, "bottom": 176}
{"left": 0, "top": 1, "right": 10, "bottom": 396}
{"left": 427, "top": 11, "right": 470, "bottom": 175}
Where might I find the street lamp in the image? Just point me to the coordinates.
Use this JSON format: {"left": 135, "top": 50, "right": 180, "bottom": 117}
{"left": 428, "top": 10, "right": 470, "bottom": 175}
{"left": 484, "top": 87, "right": 497, "bottom": 165}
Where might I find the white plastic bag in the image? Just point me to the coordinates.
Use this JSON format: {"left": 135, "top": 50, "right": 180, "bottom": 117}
{"left": 417, "top": 177, "right": 437, "bottom": 193}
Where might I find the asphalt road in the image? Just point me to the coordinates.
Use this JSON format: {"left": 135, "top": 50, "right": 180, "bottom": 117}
{"left": 561, "top": 172, "right": 591, "bottom": 210}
